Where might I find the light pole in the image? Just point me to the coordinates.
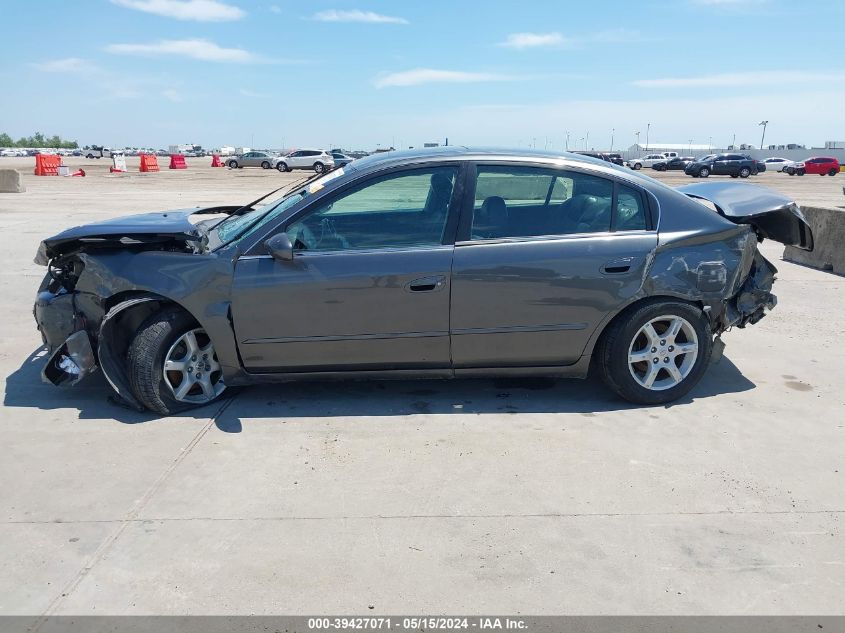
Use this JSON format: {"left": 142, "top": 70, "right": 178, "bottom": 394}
{"left": 634, "top": 131, "right": 640, "bottom": 149}
{"left": 565, "top": 131, "right": 570, "bottom": 151}
{"left": 688, "top": 139, "right": 693, "bottom": 154}
{"left": 610, "top": 128, "right": 615, "bottom": 152}
{"left": 645, "top": 123, "right": 650, "bottom": 151}
{"left": 585, "top": 131, "right": 589, "bottom": 150}
{"left": 708, "top": 136, "right": 712, "bottom": 152}
{"left": 759, "top": 120, "right": 768, "bottom": 150}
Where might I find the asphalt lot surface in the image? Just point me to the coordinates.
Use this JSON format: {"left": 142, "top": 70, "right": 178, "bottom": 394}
{"left": 1, "top": 157, "right": 844, "bottom": 615}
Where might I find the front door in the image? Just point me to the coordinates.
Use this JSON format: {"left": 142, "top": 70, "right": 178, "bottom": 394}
{"left": 231, "top": 165, "right": 461, "bottom": 372}
{"left": 450, "top": 164, "right": 658, "bottom": 368}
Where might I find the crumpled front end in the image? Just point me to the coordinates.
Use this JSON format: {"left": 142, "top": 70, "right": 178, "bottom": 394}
{"left": 33, "top": 255, "right": 106, "bottom": 387}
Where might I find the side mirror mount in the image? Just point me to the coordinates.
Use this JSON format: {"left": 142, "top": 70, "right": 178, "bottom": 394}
{"left": 265, "top": 233, "right": 294, "bottom": 262}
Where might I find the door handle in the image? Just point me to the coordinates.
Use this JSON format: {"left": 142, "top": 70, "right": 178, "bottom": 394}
{"left": 601, "top": 257, "right": 636, "bottom": 275}
{"left": 406, "top": 275, "right": 446, "bottom": 292}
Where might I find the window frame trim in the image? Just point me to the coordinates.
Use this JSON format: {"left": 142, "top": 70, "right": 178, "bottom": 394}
{"left": 456, "top": 160, "right": 656, "bottom": 243}
{"left": 241, "top": 161, "right": 468, "bottom": 257}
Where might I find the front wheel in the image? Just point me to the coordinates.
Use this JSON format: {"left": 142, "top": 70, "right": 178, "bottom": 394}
{"left": 632, "top": 163, "right": 642, "bottom": 170}
{"left": 227, "top": 160, "right": 238, "bottom": 169}
{"left": 127, "top": 307, "right": 226, "bottom": 414}
{"left": 829, "top": 169, "right": 838, "bottom": 176}
{"left": 699, "top": 167, "right": 710, "bottom": 177}
{"left": 277, "top": 162, "right": 289, "bottom": 172}
{"left": 596, "top": 301, "right": 712, "bottom": 405}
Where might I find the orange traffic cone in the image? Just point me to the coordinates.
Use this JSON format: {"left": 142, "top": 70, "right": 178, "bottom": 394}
{"left": 210, "top": 154, "right": 223, "bottom": 167}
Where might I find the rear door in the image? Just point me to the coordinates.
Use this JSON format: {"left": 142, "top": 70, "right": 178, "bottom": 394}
{"left": 449, "top": 163, "right": 657, "bottom": 368}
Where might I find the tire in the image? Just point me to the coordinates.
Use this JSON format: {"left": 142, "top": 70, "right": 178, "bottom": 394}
{"left": 730, "top": 174, "right": 739, "bottom": 178}
{"left": 313, "top": 162, "right": 325, "bottom": 174}
{"left": 277, "top": 162, "right": 289, "bottom": 172}
{"left": 632, "top": 162, "right": 642, "bottom": 170}
{"left": 739, "top": 167, "right": 751, "bottom": 178}
{"left": 596, "top": 300, "right": 712, "bottom": 405}
{"left": 829, "top": 169, "right": 838, "bottom": 176}
{"left": 699, "top": 167, "right": 710, "bottom": 178}
{"left": 127, "top": 307, "right": 226, "bottom": 415}
{"left": 227, "top": 160, "right": 238, "bottom": 169}
{"left": 798, "top": 168, "right": 805, "bottom": 176}
{"left": 786, "top": 167, "right": 795, "bottom": 176}
{"left": 261, "top": 161, "right": 271, "bottom": 169}
{"left": 86, "top": 153, "right": 94, "bottom": 159}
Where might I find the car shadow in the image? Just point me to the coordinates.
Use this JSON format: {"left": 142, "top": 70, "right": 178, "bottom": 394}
{"left": 4, "top": 346, "right": 756, "bottom": 432}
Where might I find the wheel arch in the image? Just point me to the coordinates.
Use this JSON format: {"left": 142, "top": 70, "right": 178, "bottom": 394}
{"left": 583, "top": 294, "right": 707, "bottom": 375}
{"left": 97, "top": 291, "right": 202, "bottom": 409}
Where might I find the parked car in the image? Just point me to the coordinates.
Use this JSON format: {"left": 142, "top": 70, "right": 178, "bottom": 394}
{"left": 226, "top": 151, "right": 284, "bottom": 170}
{"left": 762, "top": 157, "right": 795, "bottom": 172}
{"left": 628, "top": 154, "right": 671, "bottom": 170}
{"left": 33, "top": 147, "right": 813, "bottom": 414}
{"left": 684, "top": 154, "right": 758, "bottom": 178}
{"left": 606, "top": 153, "right": 625, "bottom": 166}
{"left": 788, "top": 156, "right": 840, "bottom": 177}
{"left": 331, "top": 152, "right": 354, "bottom": 168}
{"left": 572, "top": 151, "right": 612, "bottom": 163}
{"left": 278, "top": 149, "right": 335, "bottom": 174}
{"left": 652, "top": 157, "right": 693, "bottom": 172}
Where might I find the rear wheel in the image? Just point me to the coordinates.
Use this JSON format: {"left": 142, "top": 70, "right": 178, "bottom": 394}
{"left": 798, "top": 168, "right": 805, "bottom": 176}
{"left": 739, "top": 167, "right": 751, "bottom": 178}
{"left": 127, "top": 307, "right": 226, "bottom": 414}
{"left": 313, "top": 162, "right": 325, "bottom": 174}
{"left": 830, "top": 169, "right": 838, "bottom": 176}
{"left": 596, "top": 300, "right": 712, "bottom": 405}
{"left": 699, "top": 167, "right": 710, "bottom": 178}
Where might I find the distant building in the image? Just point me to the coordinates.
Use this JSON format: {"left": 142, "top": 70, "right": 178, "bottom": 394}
{"left": 825, "top": 141, "right": 845, "bottom": 149}
{"left": 628, "top": 142, "right": 714, "bottom": 154}
{"left": 424, "top": 142, "right": 440, "bottom": 148}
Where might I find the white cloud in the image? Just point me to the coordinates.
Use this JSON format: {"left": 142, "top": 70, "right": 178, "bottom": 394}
{"left": 32, "top": 58, "right": 101, "bottom": 74}
{"left": 110, "top": 0, "right": 244, "bottom": 21}
{"left": 498, "top": 32, "right": 567, "bottom": 49}
{"left": 106, "top": 39, "right": 255, "bottom": 62}
{"left": 374, "top": 68, "right": 515, "bottom": 88}
{"left": 633, "top": 70, "right": 844, "bottom": 88}
{"left": 311, "top": 9, "right": 408, "bottom": 24}
{"left": 269, "top": 4, "right": 281, "bottom": 13}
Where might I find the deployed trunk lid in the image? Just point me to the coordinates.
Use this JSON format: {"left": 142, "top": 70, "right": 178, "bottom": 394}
{"left": 677, "top": 182, "right": 814, "bottom": 251}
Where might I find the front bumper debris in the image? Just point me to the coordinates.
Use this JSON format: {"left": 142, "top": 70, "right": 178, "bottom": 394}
{"left": 42, "top": 330, "right": 97, "bottom": 386}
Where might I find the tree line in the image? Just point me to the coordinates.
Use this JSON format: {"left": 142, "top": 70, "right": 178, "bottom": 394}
{"left": 0, "top": 132, "right": 79, "bottom": 149}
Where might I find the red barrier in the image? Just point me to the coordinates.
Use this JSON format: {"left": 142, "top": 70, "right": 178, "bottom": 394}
{"left": 34, "top": 154, "right": 62, "bottom": 176}
{"left": 210, "top": 154, "right": 223, "bottom": 167}
{"left": 169, "top": 154, "right": 187, "bottom": 169}
{"left": 139, "top": 153, "right": 160, "bottom": 172}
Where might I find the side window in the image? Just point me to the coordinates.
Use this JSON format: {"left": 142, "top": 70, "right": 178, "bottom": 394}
{"left": 470, "top": 166, "right": 612, "bottom": 240}
{"left": 615, "top": 185, "right": 647, "bottom": 231}
{"left": 286, "top": 166, "right": 457, "bottom": 252}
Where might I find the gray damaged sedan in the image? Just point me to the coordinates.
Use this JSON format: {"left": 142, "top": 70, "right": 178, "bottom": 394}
{"left": 33, "top": 147, "right": 814, "bottom": 414}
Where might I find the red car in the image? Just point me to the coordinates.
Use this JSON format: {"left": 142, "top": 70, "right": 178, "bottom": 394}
{"left": 788, "top": 156, "right": 840, "bottom": 176}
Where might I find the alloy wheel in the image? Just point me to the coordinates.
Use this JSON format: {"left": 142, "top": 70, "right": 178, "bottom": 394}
{"left": 627, "top": 315, "right": 699, "bottom": 391}
{"left": 163, "top": 328, "right": 225, "bottom": 403}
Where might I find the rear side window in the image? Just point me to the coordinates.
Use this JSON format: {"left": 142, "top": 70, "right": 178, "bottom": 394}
{"left": 470, "top": 166, "right": 615, "bottom": 239}
{"left": 615, "top": 185, "right": 647, "bottom": 231}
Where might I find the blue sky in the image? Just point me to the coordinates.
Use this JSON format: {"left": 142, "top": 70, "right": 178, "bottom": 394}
{"left": 2, "top": 0, "right": 843, "bottom": 150}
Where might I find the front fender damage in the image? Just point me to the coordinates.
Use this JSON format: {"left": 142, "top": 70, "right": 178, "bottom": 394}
{"left": 97, "top": 296, "right": 162, "bottom": 411}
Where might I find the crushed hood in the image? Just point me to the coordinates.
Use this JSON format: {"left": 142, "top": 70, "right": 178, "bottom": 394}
{"left": 35, "top": 206, "right": 237, "bottom": 264}
{"left": 677, "top": 181, "right": 813, "bottom": 251}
